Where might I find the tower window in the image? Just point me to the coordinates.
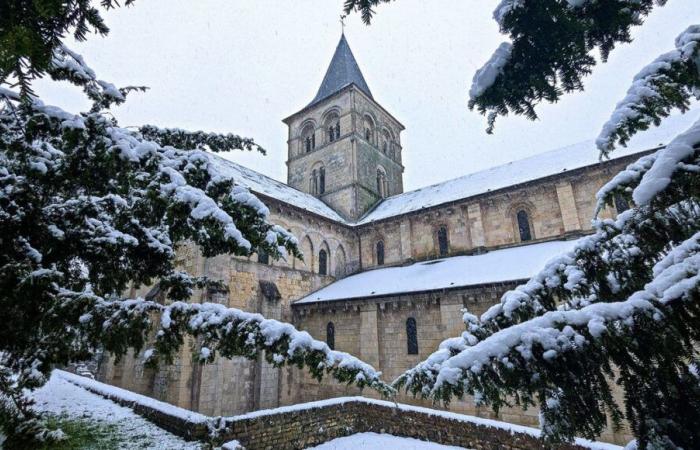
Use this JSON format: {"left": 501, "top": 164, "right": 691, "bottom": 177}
{"left": 376, "top": 168, "right": 387, "bottom": 198}
{"left": 335, "top": 123, "right": 340, "bottom": 139}
{"left": 301, "top": 124, "right": 315, "bottom": 154}
{"left": 326, "top": 322, "right": 335, "bottom": 350}
{"left": 517, "top": 209, "right": 532, "bottom": 242}
{"left": 376, "top": 240, "right": 384, "bottom": 266}
{"left": 311, "top": 169, "right": 318, "bottom": 195}
{"left": 382, "top": 141, "right": 388, "bottom": 154}
{"left": 319, "top": 249, "right": 328, "bottom": 275}
{"left": 614, "top": 192, "right": 630, "bottom": 214}
{"left": 437, "top": 226, "right": 449, "bottom": 257}
{"left": 319, "top": 167, "right": 325, "bottom": 194}
{"left": 328, "top": 126, "right": 335, "bottom": 142}
{"left": 406, "top": 317, "right": 418, "bottom": 355}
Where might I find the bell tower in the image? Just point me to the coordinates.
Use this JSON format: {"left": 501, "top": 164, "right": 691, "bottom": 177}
{"left": 283, "top": 34, "right": 405, "bottom": 221}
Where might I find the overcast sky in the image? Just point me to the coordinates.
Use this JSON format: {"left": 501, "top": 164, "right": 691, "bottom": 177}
{"left": 36, "top": 0, "right": 699, "bottom": 191}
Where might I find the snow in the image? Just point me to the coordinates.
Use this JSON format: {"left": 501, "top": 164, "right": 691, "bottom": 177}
{"left": 596, "top": 26, "right": 700, "bottom": 153}
{"left": 208, "top": 155, "right": 347, "bottom": 223}
{"left": 295, "top": 239, "right": 580, "bottom": 304}
{"left": 30, "top": 371, "right": 203, "bottom": 449}
{"left": 424, "top": 230, "right": 700, "bottom": 392}
{"left": 469, "top": 42, "right": 513, "bottom": 101}
{"left": 306, "top": 432, "right": 470, "bottom": 450}
{"left": 55, "top": 370, "right": 209, "bottom": 424}
{"left": 632, "top": 116, "right": 700, "bottom": 205}
{"left": 357, "top": 113, "right": 696, "bottom": 225}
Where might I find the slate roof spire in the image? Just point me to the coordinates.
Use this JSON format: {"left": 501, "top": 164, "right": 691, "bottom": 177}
{"left": 309, "top": 34, "right": 373, "bottom": 107}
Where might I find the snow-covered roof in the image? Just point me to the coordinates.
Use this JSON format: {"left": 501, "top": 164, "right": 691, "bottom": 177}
{"left": 357, "top": 113, "right": 697, "bottom": 224}
{"left": 295, "top": 239, "right": 580, "bottom": 304}
{"left": 308, "top": 34, "right": 373, "bottom": 108}
{"left": 212, "top": 113, "right": 696, "bottom": 227}
{"left": 207, "top": 155, "right": 347, "bottom": 222}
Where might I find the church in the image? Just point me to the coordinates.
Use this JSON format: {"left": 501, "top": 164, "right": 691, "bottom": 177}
{"left": 97, "top": 34, "right": 676, "bottom": 446}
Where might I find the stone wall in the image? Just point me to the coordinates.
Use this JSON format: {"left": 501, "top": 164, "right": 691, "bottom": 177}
{"left": 219, "top": 399, "right": 607, "bottom": 450}
{"left": 290, "top": 281, "right": 634, "bottom": 446}
{"left": 290, "top": 282, "right": 520, "bottom": 412}
{"left": 355, "top": 158, "right": 634, "bottom": 270}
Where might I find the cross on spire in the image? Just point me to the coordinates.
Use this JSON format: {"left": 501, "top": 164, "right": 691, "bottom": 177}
{"left": 340, "top": 14, "right": 347, "bottom": 33}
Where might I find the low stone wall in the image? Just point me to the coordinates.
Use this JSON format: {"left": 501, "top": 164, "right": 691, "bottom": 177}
{"left": 58, "top": 371, "right": 619, "bottom": 450}
{"left": 218, "top": 398, "right": 617, "bottom": 450}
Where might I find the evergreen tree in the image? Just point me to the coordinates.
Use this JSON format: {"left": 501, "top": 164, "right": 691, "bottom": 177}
{"left": 1, "top": 3, "right": 391, "bottom": 446}
{"left": 347, "top": 1, "right": 700, "bottom": 449}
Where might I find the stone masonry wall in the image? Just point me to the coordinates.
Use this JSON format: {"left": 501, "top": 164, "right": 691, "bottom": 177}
{"left": 291, "top": 282, "right": 633, "bottom": 446}
{"left": 218, "top": 399, "right": 601, "bottom": 450}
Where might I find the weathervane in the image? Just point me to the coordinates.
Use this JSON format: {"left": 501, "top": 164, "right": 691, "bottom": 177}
{"left": 340, "top": 14, "right": 347, "bottom": 33}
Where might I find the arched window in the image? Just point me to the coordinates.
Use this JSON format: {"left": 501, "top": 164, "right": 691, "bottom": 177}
{"left": 318, "top": 249, "right": 328, "bottom": 275}
{"left": 319, "top": 167, "right": 325, "bottom": 194}
{"left": 517, "top": 209, "right": 532, "bottom": 242}
{"left": 326, "top": 322, "right": 335, "bottom": 350}
{"left": 406, "top": 317, "right": 418, "bottom": 355}
{"left": 614, "top": 192, "right": 630, "bottom": 214}
{"left": 381, "top": 129, "right": 392, "bottom": 156}
{"left": 301, "top": 124, "right": 315, "bottom": 154}
{"left": 311, "top": 169, "right": 318, "bottom": 195}
{"left": 325, "top": 113, "right": 340, "bottom": 143}
{"left": 376, "top": 240, "right": 384, "bottom": 266}
{"left": 376, "top": 168, "right": 387, "bottom": 198}
{"left": 363, "top": 115, "right": 375, "bottom": 144}
{"left": 437, "top": 226, "right": 449, "bottom": 257}
{"left": 257, "top": 249, "right": 269, "bottom": 265}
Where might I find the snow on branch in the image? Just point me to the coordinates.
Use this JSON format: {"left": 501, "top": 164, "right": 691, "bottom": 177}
{"left": 596, "top": 25, "right": 700, "bottom": 154}
{"left": 139, "top": 125, "right": 263, "bottom": 154}
{"left": 596, "top": 116, "right": 700, "bottom": 208}
{"left": 80, "top": 297, "right": 394, "bottom": 397}
{"left": 49, "top": 45, "right": 147, "bottom": 111}
{"left": 394, "top": 232, "right": 700, "bottom": 441}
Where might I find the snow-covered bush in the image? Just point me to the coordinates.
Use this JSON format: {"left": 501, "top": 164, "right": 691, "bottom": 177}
{"left": 0, "top": 4, "right": 391, "bottom": 446}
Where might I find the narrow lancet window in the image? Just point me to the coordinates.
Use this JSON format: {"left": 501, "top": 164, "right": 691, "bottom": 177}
{"left": 517, "top": 210, "right": 532, "bottom": 242}
{"left": 319, "top": 249, "right": 328, "bottom": 275}
{"left": 326, "top": 322, "right": 335, "bottom": 350}
{"left": 438, "top": 226, "right": 449, "bottom": 257}
{"left": 406, "top": 318, "right": 418, "bottom": 355}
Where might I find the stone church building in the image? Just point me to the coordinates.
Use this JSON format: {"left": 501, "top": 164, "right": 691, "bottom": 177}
{"left": 98, "top": 34, "right": 672, "bottom": 445}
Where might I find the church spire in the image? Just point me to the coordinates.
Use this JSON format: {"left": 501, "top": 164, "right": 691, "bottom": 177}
{"left": 308, "top": 34, "right": 373, "bottom": 107}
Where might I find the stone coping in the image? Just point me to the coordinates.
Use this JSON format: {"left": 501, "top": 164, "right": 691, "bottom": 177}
{"left": 56, "top": 370, "right": 622, "bottom": 450}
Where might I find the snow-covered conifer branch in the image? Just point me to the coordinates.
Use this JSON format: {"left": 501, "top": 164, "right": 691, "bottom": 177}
{"left": 396, "top": 232, "right": 700, "bottom": 445}
{"left": 48, "top": 45, "right": 148, "bottom": 111}
{"left": 469, "top": 0, "right": 662, "bottom": 132}
{"left": 596, "top": 116, "right": 700, "bottom": 210}
{"left": 596, "top": 25, "right": 700, "bottom": 154}
{"left": 140, "top": 125, "right": 264, "bottom": 154}
{"left": 74, "top": 297, "right": 394, "bottom": 397}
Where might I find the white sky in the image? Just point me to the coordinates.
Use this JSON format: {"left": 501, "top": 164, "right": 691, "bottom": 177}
{"left": 36, "top": 0, "right": 699, "bottom": 191}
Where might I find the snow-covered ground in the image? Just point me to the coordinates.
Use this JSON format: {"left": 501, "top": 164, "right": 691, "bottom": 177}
{"left": 30, "top": 372, "right": 203, "bottom": 449}
{"left": 307, "top": 432, "right": 471, "bottom": 450}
